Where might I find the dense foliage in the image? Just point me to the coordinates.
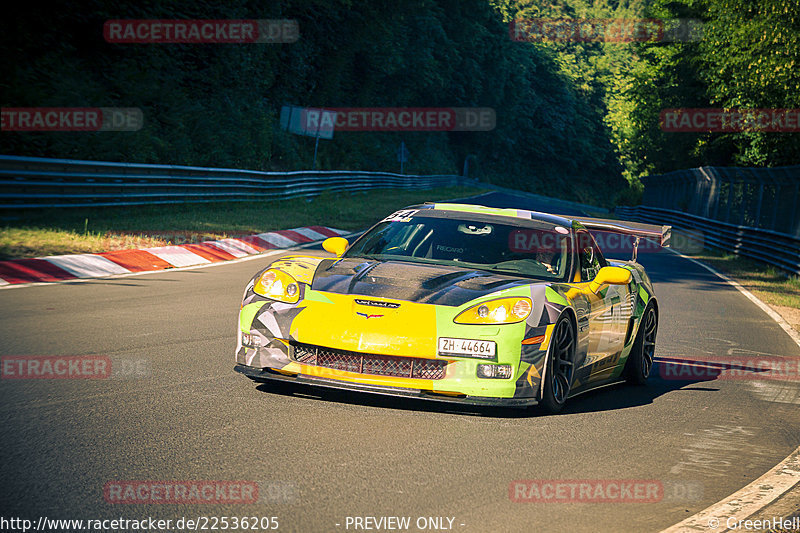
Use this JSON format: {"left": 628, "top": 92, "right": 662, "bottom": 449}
{"left": 622, "top": 0, "right": 800, "bottom": 176}
{"left": 2, "top": 0, "right": 798, "bottom": 206}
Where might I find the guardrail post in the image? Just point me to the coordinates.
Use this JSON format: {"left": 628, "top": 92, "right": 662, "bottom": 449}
{"left": 738, "top": 178, "right": 747, "bottom": 226}
{"left": 711, "top": 177, "right": 722, "bottom": 221}
{"left": 771, "top": 184, "right": 780, "bottom": 230}
{"left": 791, "top": 182, "right": 800, "bottom": 236}
{"left": 725, "top": 180, "right": 734, "bottom": 223}
{"left": 754, "top": 180, "right": 764, "bottom": 229}
{"left": 695, "top": 172, "right": 702, "bottom": 216}
{"left": 671, "top": 177, "right": 681, "bottom": 211}
{"left": 706, "top": 167, "right": 721, "bottom": 220}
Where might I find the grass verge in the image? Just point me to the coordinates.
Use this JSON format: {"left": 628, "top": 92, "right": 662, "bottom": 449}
{"left": 0, "top": 186, "right": 485, "bottom": 260}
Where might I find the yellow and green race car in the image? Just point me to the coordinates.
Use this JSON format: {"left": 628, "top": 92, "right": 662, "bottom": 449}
{"left": 235, "top": 203, "right": 670, "bottom": 413}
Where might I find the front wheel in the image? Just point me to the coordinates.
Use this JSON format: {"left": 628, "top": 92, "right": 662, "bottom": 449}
{"left": 539, "top": 315, "right": 576, "bottom": 414}
{"left": 624, "top": 303, "right": 658, "bottom": 385}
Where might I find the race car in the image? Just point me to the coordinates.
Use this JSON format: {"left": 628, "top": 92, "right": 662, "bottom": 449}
{"left": 234, "top": 203, "right": 670, "bottom": 413}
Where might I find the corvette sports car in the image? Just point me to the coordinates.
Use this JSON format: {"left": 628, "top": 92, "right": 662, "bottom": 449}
{"left": 235, "top": 203, "right": 670, "bottom": 413}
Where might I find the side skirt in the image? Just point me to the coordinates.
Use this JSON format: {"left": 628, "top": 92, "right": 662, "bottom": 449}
{"left": 567, "top": 377, "right": 627, "bottom": 400}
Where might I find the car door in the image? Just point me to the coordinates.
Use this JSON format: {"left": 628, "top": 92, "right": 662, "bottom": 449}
{"left": 574, "top": 230, "right": 627, "bottom": 380}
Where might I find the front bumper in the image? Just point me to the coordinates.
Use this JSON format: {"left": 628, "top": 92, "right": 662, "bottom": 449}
{"left": 234, "top": 364, "right": 538, "bottom": 407}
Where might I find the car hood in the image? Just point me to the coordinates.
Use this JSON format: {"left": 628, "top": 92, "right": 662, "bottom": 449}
{"left": 311, "top": 257, "right": 536, "bottom": 307}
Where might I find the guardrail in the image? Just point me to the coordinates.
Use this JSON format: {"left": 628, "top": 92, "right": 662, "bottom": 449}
{"left": 615, "top": 205, "right": 800, "bottom": 275}
{"left": 641, "top": 165, "right": 800, "bottom": 236}
{"left": 0, "top": 155, "right": 463, "bottom": 209}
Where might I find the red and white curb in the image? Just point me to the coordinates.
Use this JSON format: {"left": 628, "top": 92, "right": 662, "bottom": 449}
{"left": 0, "top": 226, "right": 348, "bottom": 285}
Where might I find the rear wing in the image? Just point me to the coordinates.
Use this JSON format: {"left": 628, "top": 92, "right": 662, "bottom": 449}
{"left": 572, "top": 216, "right": 671, "bottom": 260}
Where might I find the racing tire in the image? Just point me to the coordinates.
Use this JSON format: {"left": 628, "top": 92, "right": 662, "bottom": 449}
{"left": 624, "top": 303, "right": 658, "bottom": 385}
{"left": 539, "top": 315, "right": 576, "bottom": 414}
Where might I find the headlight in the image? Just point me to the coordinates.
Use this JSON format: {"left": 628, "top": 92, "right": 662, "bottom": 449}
{"left": 454, "top": 297, "right": 532, "bottom": 324}
{"left": 253, "top": 269, "right": 300, "bottom": 303}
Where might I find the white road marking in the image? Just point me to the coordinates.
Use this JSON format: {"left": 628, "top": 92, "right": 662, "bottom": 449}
{"left": 44, "top": 254, "right": 131, "bottom": 278}
{"left": 748, "top": 381, "right": 800, "bottom": 405}
{"left": 666, "top": 248, "right": 800, "bottom": 348}
{"left": 660, "top": 446, "right": 800, "bottom": 533}
{"left": 141, "top": 245, "right": 211, "bottom": 267}
{"left": 668, "top": 426, "right": 768, "bottom": 479}
{"left": 257, "top": 232, "right": 299, "bottom": 248}
{"left": 209, "top": 238, "right": 260, "bottom": 257}
{"left": 292, "top": 227, "right": 331, "bottom": 241}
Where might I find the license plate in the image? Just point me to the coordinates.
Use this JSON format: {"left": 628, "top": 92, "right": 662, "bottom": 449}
{"left": 438, "top": 337, "right": 496, "bottom": 359}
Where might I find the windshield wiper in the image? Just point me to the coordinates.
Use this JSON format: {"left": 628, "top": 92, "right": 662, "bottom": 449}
{"left": 472, "top": 264, "right": 555, "bottom": 279}
{"left": 345, "top": 253, "right": 382, "bottom": 261}
{"left": 475, "top": 265, "right": 526, "bottom": 274}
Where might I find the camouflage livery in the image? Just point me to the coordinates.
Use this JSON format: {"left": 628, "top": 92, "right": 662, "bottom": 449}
{"left": 235, "top": 204, "right": 666, "bottom": 412}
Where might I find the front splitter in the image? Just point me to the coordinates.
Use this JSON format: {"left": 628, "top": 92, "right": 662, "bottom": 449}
{"left": 234, "top": 364, "right": 538, "bottom": 408}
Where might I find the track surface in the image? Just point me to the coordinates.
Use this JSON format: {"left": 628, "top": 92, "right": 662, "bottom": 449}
{"left": 1, "top": 195, "right": 799, "bottom": 532}
{"left": 446, "top": 190, "right": 591, "bottom": 216}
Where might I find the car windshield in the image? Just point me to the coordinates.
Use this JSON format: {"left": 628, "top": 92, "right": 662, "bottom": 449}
{"left": 344, "top": 212, "right": 571, "bottom": 280}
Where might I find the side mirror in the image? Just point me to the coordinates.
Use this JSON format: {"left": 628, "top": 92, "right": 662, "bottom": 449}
{"left": 588, "top": 266, "right": 631, "bottom": 293}
{"left": 322, "top": 237, "right": 348, "bottom": 257}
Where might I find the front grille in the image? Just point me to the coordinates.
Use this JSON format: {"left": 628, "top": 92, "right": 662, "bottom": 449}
{"left": 292, "top": 343, "right": 447, "bottom": 380}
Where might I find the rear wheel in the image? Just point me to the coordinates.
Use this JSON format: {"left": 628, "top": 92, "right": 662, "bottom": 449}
{"left": 624, "top": 303, "right": 657, "bottom": 385}
{"left": 539, "top": 315, "right": 576, "bottom": 414}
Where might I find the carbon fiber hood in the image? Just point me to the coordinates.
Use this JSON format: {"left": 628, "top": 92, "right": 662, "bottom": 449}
{"left": 311, "top": 258, "right": 535, "bottom": 306}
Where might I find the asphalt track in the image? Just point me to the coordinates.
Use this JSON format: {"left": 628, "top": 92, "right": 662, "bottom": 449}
{"left": 1, "top": 192, "right": 799, "bottom": 532}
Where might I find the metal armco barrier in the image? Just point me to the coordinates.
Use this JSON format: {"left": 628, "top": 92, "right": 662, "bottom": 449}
{"left": 640, "top": 165, "right": 800, "bottom": 236}
{"left": 615, "top": 205, "right": 800, "bottom": 276}
{"left": 0, "top": 155, "right": 463, "bottom": 209}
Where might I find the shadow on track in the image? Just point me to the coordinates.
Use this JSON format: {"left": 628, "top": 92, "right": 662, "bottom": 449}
{"left": 248, "top": 356, "right": 725, "bottom": 418}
